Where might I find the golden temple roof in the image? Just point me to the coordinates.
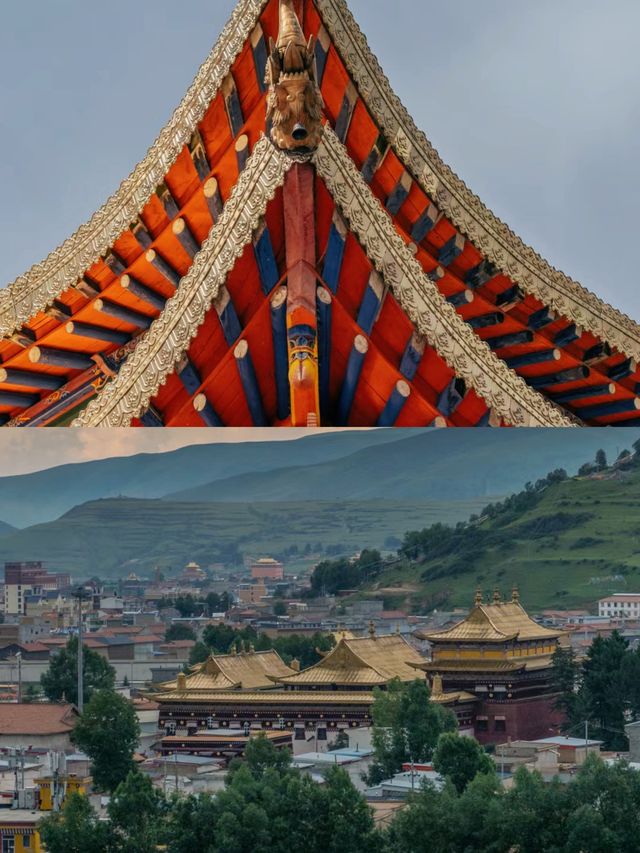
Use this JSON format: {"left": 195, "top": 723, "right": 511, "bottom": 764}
{"left": 158, "top": 649, "right": 295, "bottom": 693}
{"left": 420, "top": 595, "right": 564, "bottom": 645}
{"left": 272, "top": 633, "right": 425, "bottom": 687}
{"left": 414, "top": 656, "right": 555, "bottom": 674}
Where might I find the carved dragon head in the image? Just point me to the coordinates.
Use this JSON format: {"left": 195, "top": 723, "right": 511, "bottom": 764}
{"left": 266, "top": 0, "right": 324, "bottom": 151}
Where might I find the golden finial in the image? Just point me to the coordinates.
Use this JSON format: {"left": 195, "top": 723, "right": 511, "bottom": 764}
{"left": 250, "top": 643, "right": 255, "bottom": 653}
{"left": 474, "top": 589, "right": 483, "bottom": 607}
{"left": 277, "top": 0, "right": 306, "bottom": 51}
{"left": 493, "top": 588, "right": 502, "bottom": 604}
{"left": 177, "top": 673, "right": 187, "bottom": 691}
{"left": 512, "top": 586, "right": 520, "bottom": 604}
{"left": 431, "top": 674, "right": 444, "bottom": 696}
{"left": 368, "top": 621, "right": 376, "bottom": 639}
{"left": 290, "top": 658, "right": 301, "bottom": 672}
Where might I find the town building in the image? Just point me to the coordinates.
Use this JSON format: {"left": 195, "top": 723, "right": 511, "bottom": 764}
{"left": 250, "top": 559, "right": 284, "bottom": 582}
{"left": 0, "top": 704, "right": 79, "bottom": 753}
{"left": 3, "top": 0, "right": 629, "bottom": 430}
{"left": 598, "top": 594, "right": 640, "bottom": 619}
{"left": 2, "top": 564, "right": 71, "bottom": 617}
{"left": 414, "top": 590, "right": 567, "bottom": 744}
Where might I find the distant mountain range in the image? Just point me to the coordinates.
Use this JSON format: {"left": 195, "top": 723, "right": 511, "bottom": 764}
{"left": 0, "top": 430, "right": 408, "bottom": 528}
{"left": 165, "top": 429, "right": 638, "bottom": 505}
{"left": 0, "top": 428, "right": 637, "bottom": 579}
{"left": 0, "top": 520, "right": 15, "bottom": 537}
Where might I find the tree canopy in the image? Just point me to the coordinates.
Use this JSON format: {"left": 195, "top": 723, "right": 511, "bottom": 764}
{"left": 40, "top": 636, "right": 115, "bottom": 706}
{"left": 71, "top": 690, "right": 140, "bottom": 791}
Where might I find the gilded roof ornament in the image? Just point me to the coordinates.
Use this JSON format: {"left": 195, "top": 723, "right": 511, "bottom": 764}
{"left": 512, "top": 586, "right": 520, "bottom": 604}
{"left": 493, "top": 588, "right": 502, "bottom": 604}
{"left": 266, "top": 0, "right": 324, "bottom": 151}
{"left": 474, "top": 589, "right": 483, "bottom": 607}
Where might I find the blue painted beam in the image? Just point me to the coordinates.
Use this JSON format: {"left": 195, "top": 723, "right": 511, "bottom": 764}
{"left": 466, "top": 312, "right": 505, "bottom": 330}
{"left": 334, "top": 82, "right": 357, "bottom": 142}
{"left": 411, "top": 203, "right": 439, "bottom": 244}
{"left": 214, "top": 287, "right": 242, "bottom": 346}
{"left": 176, "top": 357, "right": 203, "bottom": 397}
{"left": 189, "top": 130, "right": 210, "bottom": 181}
{"left": 505, "top": 348, "right": 561, "bottom": 370}
{"left": 317, "top": 286, "right": 333, "bottom": 420}
{"left": 193, "top": 393, "right": 224, "bottom": 427}
{"left": 577, "top": 398, "right": 640, "bottom": 421}
{"left": 173, "top": 218, "right": 200, "bottom": 259}
{"left": 439, "top": 234, "right": 465, "bottom": 267}
{"left": 0, "top": 368, "right": 64, "bottom": 392}
{"left": 314, "top": 26, "right": 331, "bottom": 86}
{"left": 28, "top": 347, "right": 94, "bottom": 371}
{"left": 609, "top": 358, "right": 636, "bottom": 382}
{"left": 583, "top": 342, "right": 612, "bottom": 364}
{"left": 131, "top": 218, "right": 153, "bottom": 250}
{"left": 336, "top": 335, "right": 369, "bottom": 425}
{"left": 0, "top": 390, "right": 39, "bottom": 409}
{"left": 386, "top": 172, "right": 412, "bottom": 217}
{"left": 554, "top": 324, "right": 581, "bottom": 347}
{"left": 250, "top": 24, "right": 268, "bottom": 93}
{"left": 270, "top": 287, "right": 290, "bottom": 422}
{"left": 528, "top": 307, "right": 555, "bottom": 330}
{"left": 378, "top": 380, "right": 411, "bottom": 427}
{"left": 156, "top": 182, "right": 179, "bottom": 219}
{"left": 104, "top": 251, "right": 127, "bottom": 277}
{"left": 447, "top": 290, "right": 474, "bottom": 308}
{"left": 551, "top": 383, "right": 615, "bottom": 404}
{"left": 528, "top": 366, "right": 590, "bottom": 389}
{"left": 120, "top": 276, "right": 166, "bottom": 312}
{"left": 357, "top": 271, "right": 385, "bottom": 336}
{"left": 361, "top": 134, "right": 389, "bottom": 184}
{"left": 234, "top": 340, "right": 267, "bottom": 426}
{"left": 145, "top": 249, "right": 180, "bottom": 288}
{"left": 65, "top": 321, "right": 130, "bottom": 347}
{"left": 222, "top": 74, "right": 245, "bottom": 137}
{"left": 322, "top": 212, "right": 348, "bottom": 294}
{"left": 140, "top": 406, "right": 164, "bottom": 427}
{"left": 95, "top": 298, "right": 152, "bottom": 330}
{"left": 253, "top": 220, "right": 280, "bottom": 296}
{"left": 438, "top": 378, "right": 466, "bottom": 417}
{"left": 485, "top": 330, "right": 534, "bottom": 350}
{"left": 399, "top": 333, "right": 426, "bottom": 382}
{"left": 204, "top": 178, "right": 223, "bottom": 223}
{"left": 495, "top": 285, "right": 524, "bottom": 311}
{"left": 235, "top": 134, "right": 250, "bottom": 172}
{"left": 465, "top": 260, "right": 498, "bottom": 289}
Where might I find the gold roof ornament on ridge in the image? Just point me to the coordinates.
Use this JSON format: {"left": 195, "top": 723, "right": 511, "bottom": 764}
{"left": 420, "top": 593, "right": 565, "bottom": 644}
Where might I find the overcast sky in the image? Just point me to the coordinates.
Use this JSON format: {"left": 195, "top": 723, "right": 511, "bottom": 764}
{"left": 1, "top": 2, "right": 639, "bottom": 319}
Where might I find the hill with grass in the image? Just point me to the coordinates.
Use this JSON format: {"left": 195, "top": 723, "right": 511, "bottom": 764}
{"left": 166, "top": 429, "right": 635, "bottom": 504}
{"left": 364, "top": 453, "right": 640, "bottom": 612}
{"left": 0, "top": 496, "right": 488, "bottom": 577}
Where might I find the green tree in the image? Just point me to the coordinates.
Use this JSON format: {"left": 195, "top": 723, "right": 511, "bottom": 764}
{"left": 552, "top": 645, "right": 583, "bottom": 732}
{"left": 72, "top": 690, "right": 140, "bottom": 791}
{"left": 165, "top": 624, "right": 197, "bottom": 642}
{"left": 39, "top": 793, "right": 114, "bottom": 853}
{"left": 189, "top": 641, "right": 211, "bottom": 666}
{"left": 595, "top": 449, "right": 608, "bottom": 470}
{"left": 108, "top": 770, "right": 166, "bottom": 852}
{"left": 366, "top": 679, "right": 456, "bottom": 785}
{"left": 432, "top": 732, "right": 495, "bottom": 793}
{"left": 581, "top": 632, "right": 630, "bottom": 750}
{"left": 41, "top": 636, "right": 115, "bottom": 706}
{"left": 273, "top": 600, "right": 288, "bottom": 617}
{"left": 165, "top": 793, "right": 218, "bottom": 853}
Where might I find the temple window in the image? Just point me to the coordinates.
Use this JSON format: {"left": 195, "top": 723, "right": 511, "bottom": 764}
{"left": 476, "top": 718, "right": 488, "bottom": 732}
{"left": 495, "top": 718, "right": 506, "bottom": 732}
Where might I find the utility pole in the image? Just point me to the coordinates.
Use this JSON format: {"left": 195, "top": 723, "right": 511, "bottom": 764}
{"left": 15, "top": 652, "right": 22, "bottom": 704}
{"left": 585, "top": 719, "right": 589, "bottom": 748}
{"left": 72, "top": 587, "right": 90, "bottom": 713}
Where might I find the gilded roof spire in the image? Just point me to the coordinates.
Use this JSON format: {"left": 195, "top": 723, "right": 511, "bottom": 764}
{"left": 512, "top": 585, "right": 520, "bottom": 604}
{"left": 431, "top": 674, "right": 444, "bottom": 696}
{"left": 493, "top": 588, "right": 502, "bottom": 604}
{"left": 474, "top": 588, "right": 483, "bottom": 607}
{"left": 368, "top": 621, "right": 376, "bottom": 639}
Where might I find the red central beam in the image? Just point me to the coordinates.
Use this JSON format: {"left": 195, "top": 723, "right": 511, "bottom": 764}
{"left": 284, "top": 162, "right": 320, "bottom": 426}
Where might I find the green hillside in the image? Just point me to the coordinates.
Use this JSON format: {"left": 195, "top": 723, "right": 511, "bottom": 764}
{"left": 369, "top": 462, "right": 640, "bottom": 612}
{"left": 0, "top": 496, "right": 487, "bottom": 577}
{"left": 166, "top": 429, "right": 637, "bottom": 504}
